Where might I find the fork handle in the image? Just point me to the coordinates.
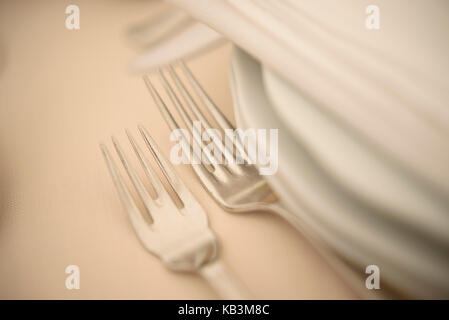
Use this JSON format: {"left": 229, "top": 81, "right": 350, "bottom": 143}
{"left": 267, "top": 202, "right": 388, "bottom": 299}
{"left": 199, "top": 259, "right": 252, "bottom": 300}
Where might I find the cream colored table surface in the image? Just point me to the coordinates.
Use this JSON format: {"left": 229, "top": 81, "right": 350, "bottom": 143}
{"left": 0, "top": 0, "right": 357, "bottom": 299}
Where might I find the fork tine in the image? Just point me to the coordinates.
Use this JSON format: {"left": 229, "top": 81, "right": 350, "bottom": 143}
{"left": 178, "top": 60, "right": 234, "bottom": 131}
{"left": 126, "top": 130, "right": 164, "bottom": 202}
{"left": 143, "top": 75, "right": 178, "bottom": 132}
{"left": 112, "top": 137, "right": 155, "bottom": 222}
{"left": 177, "top": 61, "right": 248, "bottom": 163}
{"left": 143, "top": 75, "right": 202, "bottom": 166}
{"left": 138, "top": 124, "right": 222, "bottom": 206}
{"left": 158, "top": 69, "right": 195, "bottom": 129}
{"left": 100, "top": 143, "right": 148, "bottom": 226}
{"left": 138, "top": 124, "right": 188, "bottom": 205}
{"left": 158, "top": 69, "right": 221, "bottom": 167}
{"left": 167, "top": 65, "right": 213, "bottom": 129}
{"left": 166, "top": 65, "right": 237, "bottom": 166}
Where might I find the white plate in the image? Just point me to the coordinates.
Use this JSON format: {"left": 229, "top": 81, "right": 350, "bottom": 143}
{"left": 127, "top": 8, "right": 194, "bottom": 50}
{"left": 262, "top": 66, "right": 449, "bottom": 246}
{"left": 229, "top": 46, "right": 449, "bottom": 298}
{"left": 168, "top": 0, "right": 449, "bottom": 199}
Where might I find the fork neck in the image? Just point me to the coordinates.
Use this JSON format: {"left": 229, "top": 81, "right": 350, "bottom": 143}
{"left": 160, "top": 229, "right": 218, "bottom": 272}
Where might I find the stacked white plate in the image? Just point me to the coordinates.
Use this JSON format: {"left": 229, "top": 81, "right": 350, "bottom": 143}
{"left": 230, "top": 45, "right": 449, "bottom": 298}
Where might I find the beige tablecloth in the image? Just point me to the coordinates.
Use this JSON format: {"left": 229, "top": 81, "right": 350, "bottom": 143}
{"left": 0, "top": 0, "right": 356, "bottom": 299}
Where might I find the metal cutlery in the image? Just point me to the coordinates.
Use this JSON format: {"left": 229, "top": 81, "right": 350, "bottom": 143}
{"left": 100, "top": 125, "right": 251, "bottom": 299}
{"left": 143, "top": 62, "right": 285, "bottom": 215}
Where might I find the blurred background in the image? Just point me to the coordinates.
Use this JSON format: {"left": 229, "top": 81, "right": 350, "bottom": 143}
{"left": 0, "top": 0, "right": 448, "bottom": 299}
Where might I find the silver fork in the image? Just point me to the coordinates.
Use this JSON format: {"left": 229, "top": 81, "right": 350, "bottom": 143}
{"left": 142, "top": 62, "right": 375, "bottom": 298}
{"left": 143, "top": 61, "right": 300, "bottom": 223}
{"left": 100, "top": 125, "right": 251, "bottom": 299}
